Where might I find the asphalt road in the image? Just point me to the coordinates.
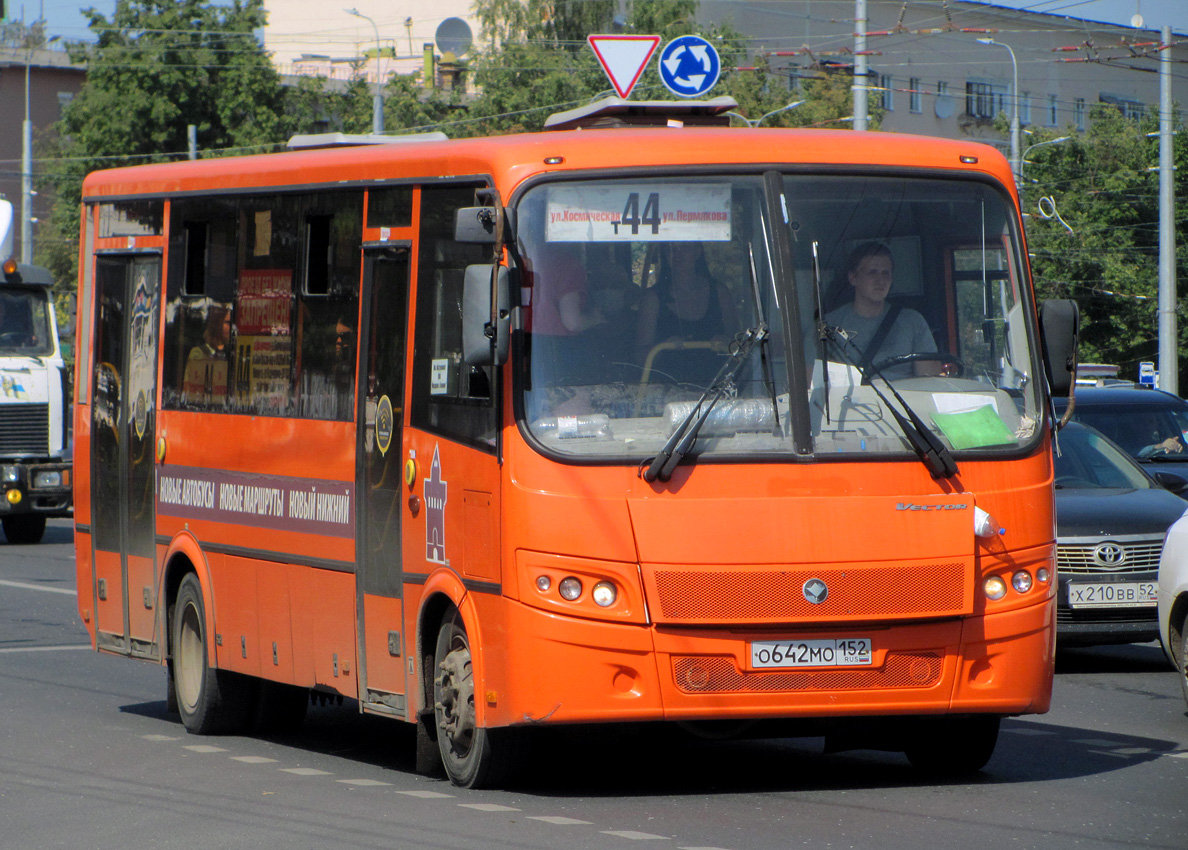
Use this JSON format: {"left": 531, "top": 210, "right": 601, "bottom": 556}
{"left": 3, "top": 520, "right": 1186, "bottom": 850}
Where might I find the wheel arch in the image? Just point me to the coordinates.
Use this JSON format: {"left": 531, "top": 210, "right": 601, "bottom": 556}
{"left": 160, "top": 532, "right": 214, "bottom": 665}
{"left": 1168, "top": 592, "right": 1188, "bottom": 669}
{"left": 414, "top": 569, "right": 481, "bottom": 718}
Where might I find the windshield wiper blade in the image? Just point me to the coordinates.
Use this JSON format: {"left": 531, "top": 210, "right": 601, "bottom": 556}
{"left": 643, "top": 325, "right": 767, "bottom": 483}
{"left": 822, "top": 326, "right": 958, "bottom": 479}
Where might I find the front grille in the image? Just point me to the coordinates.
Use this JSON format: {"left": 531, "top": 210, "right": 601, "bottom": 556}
{"left": 672, "top": 652, "right": 943, "bottom": 694}
{"left": 1057, "top": 608, "right": 1157, "bottom": 626}
{"left": 1056, "top": 535, "right": 1163, "bottom": 575}
{"left": 651, "top": 562, "right": 966, "bottom": 623}
{"left": 0, "top": 404, "right": 49, "bottom": 455}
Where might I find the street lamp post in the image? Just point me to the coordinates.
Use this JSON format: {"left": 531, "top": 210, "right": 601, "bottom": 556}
{"left": 977, "top": 38, "right": 1020, "bottom": 182}
{"left": 1019, "top": 135, "right": 1071, "bottom": 184}
{"left": 725, "top": 100, "right": 805, "bottom": 128}
{"left": 345, "top": 8, "right": 384, "bottom": 135}
{"left": 22, "top": 33, "right": 60, "bottom": 264}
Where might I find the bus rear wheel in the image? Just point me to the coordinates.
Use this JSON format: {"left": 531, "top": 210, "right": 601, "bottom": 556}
{"left": 904, "top": 715, "right": 1000, "bottom": 776}
{"left": 433, "top": 615, "right": 520, "bottom": 788}
{"left": 3, "top": 515, "right": 46, "bottom": 544}
{"left": 171, "top": 573, "right": 254, "bottom": 735}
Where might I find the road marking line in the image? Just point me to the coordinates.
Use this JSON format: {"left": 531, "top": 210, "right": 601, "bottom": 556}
{"left": 231, "top": 756, "right": 278, "bottom": 764}
{"left": 280, "top": 768, "right": 334, "bottom": 776}
{"left": 601, "top": 831, "right": 669, "bottom": 840}
{"left": 528, "top": 816, "right": 593, "bottom": 825}
{"left": 0, "top": 579, "right": 75, "bottom": 595}
{"left": 397, "top": 790, "right": 455, "bottom": 799}
{"left": 1007, "top": 728, "right": 1054, "bottom": 736}
{"left": 1166, "top": 750, "right": 1188, "bottom": 758}
{"left": 459, "top": 803, "right": 520, "bottom": 812}
{"left": 1072, "top": 738, "right": 1118, "bottom": 747}
{"left": 183, "top": 745, "right": 228, "bottom": 753}
{"left": 0, "top": 644, "right": 91, "bottom": 653}
{"left": 141, "top": 734, "right": 181, "bottom": 742}
{"left": 338, "top": 778, "right": 392, "bottom": 786}
{"left": 678, "top": 846, "right": 735, "bottom": 850}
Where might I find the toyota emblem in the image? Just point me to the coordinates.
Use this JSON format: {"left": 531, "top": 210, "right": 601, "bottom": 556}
{"left": 803, "top": 578, "right": 828, "bottom": 604}
{"left": 1092, "top": 543, "right": 1125, "bottom": 567}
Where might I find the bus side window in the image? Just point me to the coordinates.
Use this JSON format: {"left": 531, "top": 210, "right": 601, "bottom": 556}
{"left": 409, "top": 185, "right": 496, "bottom": 449}
{"left": 296, "top": 194, "right": 362, "bottom": 421}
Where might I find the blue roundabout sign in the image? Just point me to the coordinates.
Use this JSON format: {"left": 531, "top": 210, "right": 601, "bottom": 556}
{"left": 658, "top": 35, "right": 721, "bottom": 98}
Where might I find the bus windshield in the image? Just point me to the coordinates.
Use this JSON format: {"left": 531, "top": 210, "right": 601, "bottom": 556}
{"left": 0, "top": 288, "right": 54, "bottom": 357}
{"left": 517, "top": 173, "right": 1042, "bottom": 464}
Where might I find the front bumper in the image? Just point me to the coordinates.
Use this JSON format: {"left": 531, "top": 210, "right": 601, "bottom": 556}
{"left": 0, "top": 461, "right": 73, "bottom": 517}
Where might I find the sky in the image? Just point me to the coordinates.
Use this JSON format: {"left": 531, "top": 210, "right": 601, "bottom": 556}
{"left": 19, "top": 0, "right": 1188, "bottom": 41}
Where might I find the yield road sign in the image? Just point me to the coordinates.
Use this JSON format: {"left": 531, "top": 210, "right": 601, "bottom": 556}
{"left": 587, "top": 34, "right": 661, "bottom": 99}
{"left": 658, "top": 35, "right": 720, "bottom": 98}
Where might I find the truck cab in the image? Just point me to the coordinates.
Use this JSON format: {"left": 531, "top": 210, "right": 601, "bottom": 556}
{"left": 0, "top": 200, "right": 72, "bottom": 542}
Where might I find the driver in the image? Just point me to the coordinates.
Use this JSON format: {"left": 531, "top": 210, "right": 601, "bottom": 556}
{"left": 825, "top": 241, "right": 939, "bottom": 379}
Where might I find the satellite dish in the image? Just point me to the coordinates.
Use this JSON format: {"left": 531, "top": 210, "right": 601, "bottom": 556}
{"left": 435, "top": 17, "right": 472, "bottom": 57}
{"left": 1131, "top": 13, "right": 1144, "bottom": 28}
{"left": 935, "top": 94, "right": 955, "bottom": 119}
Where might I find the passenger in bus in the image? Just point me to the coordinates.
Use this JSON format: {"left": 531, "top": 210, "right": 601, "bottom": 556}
{"left": 187, "top": 305, "right": 231, "bottom": 361}
{"left": 824, "top": 241, "right": 939, "bottom": 380}
{"left": 528, "top": 242, "right": 605, "bottom": 337}
{"left": 634, "top": 242, "right": 739, "bottom": 383}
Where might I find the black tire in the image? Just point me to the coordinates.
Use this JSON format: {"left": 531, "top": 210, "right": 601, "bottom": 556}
{"left": 3, "top": 515, "right": 46, "bottom": 544}
{"left": 1179, "top": 627, "right": 1188, "bottom": 712}
{"left": 433, "top": 612, "right": 522, "bottom": 788}
{"left": 254, "top": 681, "right": 309, "bottom": 736}
{"left": 904, "top": 715, "right": 1000, "bottom": 776}
{"left": 171, "top": 573, "right": 254, "bottom": 735}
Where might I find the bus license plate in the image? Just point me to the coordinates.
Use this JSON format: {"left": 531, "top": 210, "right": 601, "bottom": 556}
{"left": 751, "top": 638, "right": 872, "bottom": 669}
{"left": 1068, "top": 581, "right": 1157, "bottom": 609}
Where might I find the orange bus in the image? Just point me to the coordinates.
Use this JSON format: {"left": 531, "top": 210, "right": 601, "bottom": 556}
{"left": 74, "top": 98, "right": 1078, "bottom": 788}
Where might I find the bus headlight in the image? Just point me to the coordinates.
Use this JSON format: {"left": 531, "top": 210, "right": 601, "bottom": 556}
{"left": 591, "top": 581, "right": 617, "bottom": 607}
{"left": 983, "top": 576, "right": 1007, "bottom": 600}
{"left": 1012, "top": 571, "right": 1034, "bottom": 593}
{"left": 1, "top": 465, "right": 18, "bottom": 483}
{"left": 535, "top": 575, "right": 552, "bottom": 592}
{"left": 558, "top": 577, "right": 583, "bottom": 601}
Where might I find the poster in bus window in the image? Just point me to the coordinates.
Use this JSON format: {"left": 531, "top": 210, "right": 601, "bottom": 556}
{"left": 129, "top": 269, "right": 158, "bottom": 425}
{"left": 235, "top": 269, "right": 293, "bottom": 413}
{"left": 544, "top": 183, "right": 731, "bottom": 243}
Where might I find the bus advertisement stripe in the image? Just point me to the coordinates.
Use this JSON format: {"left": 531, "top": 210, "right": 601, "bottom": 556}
{"left": 156, "top": 464, "right": 355, "bottom": 539}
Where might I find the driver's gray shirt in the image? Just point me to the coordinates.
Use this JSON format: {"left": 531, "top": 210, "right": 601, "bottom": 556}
{"left": 825, "top": 302, "right": 936, "bottom": 379}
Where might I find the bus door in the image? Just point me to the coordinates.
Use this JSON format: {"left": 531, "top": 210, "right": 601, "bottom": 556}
{"left": 89, "top": 254, "right": 160, "bottom": 657}
{"left": 356, "top": 246, "right": 411, "bottom": 714}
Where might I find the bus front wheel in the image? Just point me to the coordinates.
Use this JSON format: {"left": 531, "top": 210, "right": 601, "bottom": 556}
{"left": 904, "top": 715, "right": 1000, "bottom": 776}
{"left": 171, "top": 573, "right": 254, "bottom": 735}
{"left": 433, "top": 615, "right": 520, "bottom": 788}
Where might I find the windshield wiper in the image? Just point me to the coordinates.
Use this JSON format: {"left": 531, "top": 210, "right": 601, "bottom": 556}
{"left": 643, "top": 325, "right": 767, "bottom": 483}
{"left": 821, "top": 327, "right": 959, "bottom": 479}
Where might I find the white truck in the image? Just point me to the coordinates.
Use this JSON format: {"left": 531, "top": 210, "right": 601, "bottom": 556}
{"left": 0, "top": 199, "right": 72, "bottom": 542}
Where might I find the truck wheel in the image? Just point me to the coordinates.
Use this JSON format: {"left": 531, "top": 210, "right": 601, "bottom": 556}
{"left": 3, "top": 515, "right": 46, "bottom": 544}
{"left": 171, "top": 573, "right": 254, "bottom": 734}
{"left": 433, "top": 612, "right": 522, "bottom": 788}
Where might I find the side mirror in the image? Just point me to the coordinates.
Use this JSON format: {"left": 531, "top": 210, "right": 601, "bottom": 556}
{"left": 1040, "top": 299, "right": 1079, "bottom": 397}
{"left": 1153, "top": 471, "right": 1188, "bottom": 496}
{"left": 462, "top": 264, "right": 510, "bottom": 366}
{"left": 454, "top": 207, "right": 499, "bottom": 244}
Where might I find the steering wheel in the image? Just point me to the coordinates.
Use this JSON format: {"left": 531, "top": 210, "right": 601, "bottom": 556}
{"left": 872, "top": 352, "right": 965, "bottom": 378}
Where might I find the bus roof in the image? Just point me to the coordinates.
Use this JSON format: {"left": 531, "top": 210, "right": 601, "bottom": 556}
{"left": 82, "top": 127, "right": 1015, "bottom": 202}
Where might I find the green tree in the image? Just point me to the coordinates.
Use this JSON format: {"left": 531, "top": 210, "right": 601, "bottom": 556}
{"left": 42, "top": 0, "right": 286, "bottom": 285}
{"left": 1022, "top": 104, "right": 1188, "bottom": 382}
{"left": 460, "top": 0, "right": 865, "bottom": 136}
